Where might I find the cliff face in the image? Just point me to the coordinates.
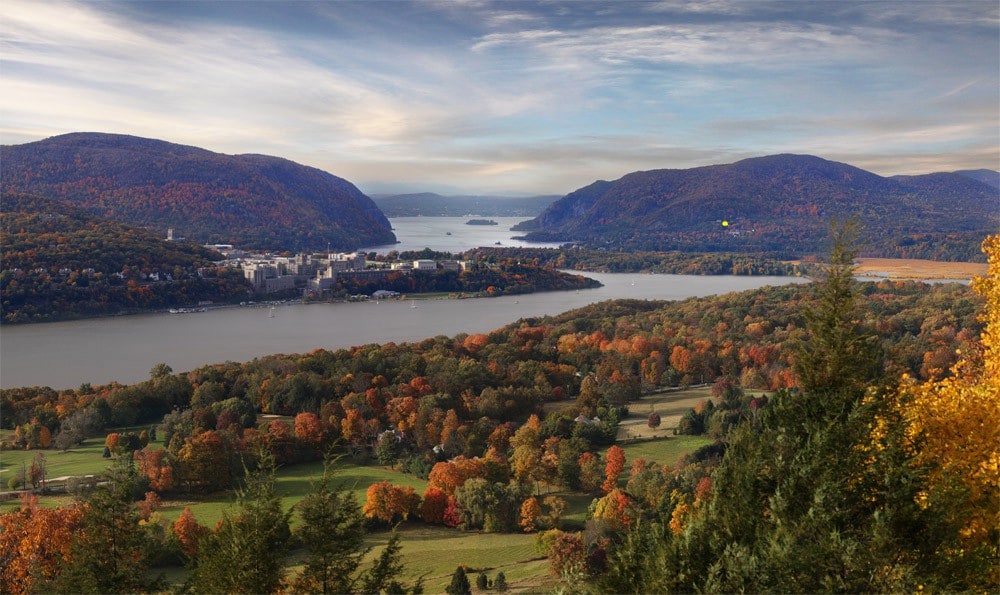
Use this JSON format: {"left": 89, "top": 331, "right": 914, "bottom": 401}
{"left": 1, "top": 132, "right": 396, "bottom": 251}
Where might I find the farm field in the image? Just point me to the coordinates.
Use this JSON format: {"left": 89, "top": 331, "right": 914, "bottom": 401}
{"left": 853, "top": 257, "right": 987, "bottom": 280}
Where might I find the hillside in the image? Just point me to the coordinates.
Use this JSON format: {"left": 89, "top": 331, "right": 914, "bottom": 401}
{"left": 513, "top": 154, "right": 999, "bottom": 260}
{"left": 371, "top": 192, "right": 558, "bottom": 217}
{"left": 0, "top": 133, "right": 396, "bottom": 252}
{"left": 1, "top": 192, "right": 250, "bottom": 323}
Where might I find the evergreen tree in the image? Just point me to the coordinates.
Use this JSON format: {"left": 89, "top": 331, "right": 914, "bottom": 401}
{"left": 45, "top": 455, "right": 161, "bottom": 593}
{"left": 189, "top": 453, "right": 291, "bottom": 594}
{"left": 493, "top": 571, "right": 508, "bottom": 593}
{"left": 291, "top": 457, "right": 369, "bottom": 594}
{"left": 446, "top": 566, "right": 472, "bottom": 595}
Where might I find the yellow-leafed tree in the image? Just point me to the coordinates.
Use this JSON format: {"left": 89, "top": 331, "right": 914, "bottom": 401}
{"left": 894, "top": 235, "right": 999, "bottom": 552}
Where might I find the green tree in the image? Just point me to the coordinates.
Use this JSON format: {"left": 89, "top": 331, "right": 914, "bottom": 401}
{"left": 494, "top": 571, "right": 508, "bottom": 593}
{"left": 446, "top": 566, "right": 471, "bottom": 595}
{"left": 189, "top": 453, "right": 291, "bottom": 594}
{"left": 44, "top": 455, "right": 161, "bottom": 593}
{"left": 291, "top": 457, "right": 369, "bottom": 594}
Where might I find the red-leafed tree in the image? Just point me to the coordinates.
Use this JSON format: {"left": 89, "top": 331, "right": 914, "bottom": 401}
{"left": 421, "top": 487, "right": 449, "bottom": 524}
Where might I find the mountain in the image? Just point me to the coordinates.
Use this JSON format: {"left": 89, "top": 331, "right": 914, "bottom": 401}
{"left": 513, "top": 154, "right": 999, "bottom": 260}
{"left": 954, "top": 169, "right": 1000, "bottom": 190}
{"left": 0, "top": 133, "right": 396, "bottom": 252}
{"left": 371, "top": 192, "right": 558, "bottom": 217}
{"left": 1, "top": 192, "right": 250, "bottom": 323}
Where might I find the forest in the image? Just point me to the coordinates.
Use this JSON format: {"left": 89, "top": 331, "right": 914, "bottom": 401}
{"left": 0, "top": 193, "right": 250, "bottom": 323}
{"left": 1, "top": 231, "right": 996, "bottom": 593}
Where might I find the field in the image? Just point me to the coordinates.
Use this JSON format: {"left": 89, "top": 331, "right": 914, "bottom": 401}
{"left": 854, "top": 257, "right": 986, "bottom": 280}
{"left": 2, "top": 389, "right": 717, "bottom": 592}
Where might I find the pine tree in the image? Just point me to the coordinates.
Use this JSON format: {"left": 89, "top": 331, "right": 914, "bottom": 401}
{"left": 189, "top": 453, "right": 291, "bottom": 594}
{"left": 446, "top": 566, "right": 472, "bottom": 595}
{"left": 494, "top": 570, "right": 508, "bottom": 593}
{"left": 291, "top": 457, "right": 368, "bottom": 594}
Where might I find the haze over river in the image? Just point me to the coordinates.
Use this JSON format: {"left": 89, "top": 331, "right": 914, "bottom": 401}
{"left": 0, "top": 218, "right": 806, "bottom": 390}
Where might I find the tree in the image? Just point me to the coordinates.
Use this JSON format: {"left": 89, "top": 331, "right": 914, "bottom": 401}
{"left": 446, "top": 566, "right": 471, "bottom": 595}
{"left": 647, "top": 411, "right": 661, "bottom": 429}
{"left": 602, "top": 445, "right": 625, "bottom": 494}
{"left": 45, "top": 455, "right": 159, "bottom": 594}
{"left": 520, "top": 497, "right": 542, "bottom": 532}
{"left": 578, "top": 452, "right": 603, "bottom": 493}
{"left": 172, "top": 507, "right": 208, "bottom": 560}
{"left": 543, "top": 495, "right": 568, "bottom": 529}
{"left": 421, "top": 487, "right": 449, "bottom": 524}
{"left": 28, "top": 452, "right": 46, "bottom": 491}
{"left": 53, "top": 408, "right": 100, "bottom": 450}
{"left": 885, "top": 235, "right": 999, "bottom": 580}
{"left": 291, "top": 457, "right": 368, "bottom": 594}
{"left": 494, "top": 570, "right": 508, "bottom": 592}
{"left": 189, "top": 454, "right": 291, "bottom": 594}
{"left": 0, "top": 497, "right": 84, "bottom": 594}
{"left": 795, "top": 218, "right": 882, "bottom": 394}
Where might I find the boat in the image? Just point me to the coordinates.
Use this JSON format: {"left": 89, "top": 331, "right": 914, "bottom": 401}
{"left": 268, "top": 306, "right": 275, "bottom": 318}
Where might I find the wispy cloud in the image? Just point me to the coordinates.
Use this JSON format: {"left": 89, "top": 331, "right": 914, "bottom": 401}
{"left": 1, "top": 0, "right": 996, "bottom": 194}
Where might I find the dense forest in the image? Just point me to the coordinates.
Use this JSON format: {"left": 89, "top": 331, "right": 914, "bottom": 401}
{"left": 1, "top": 193, "right": 251, "bottom": 323}
{"left": 2, "top": 231, "right": 995, "bottom": 593}
{"left": 514, "top": 154, "right": 999, "bottom": 261}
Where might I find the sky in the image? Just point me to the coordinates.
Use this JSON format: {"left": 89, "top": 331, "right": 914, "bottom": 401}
{"left": 1, "top": 1, "right": 998, "bottom": 195}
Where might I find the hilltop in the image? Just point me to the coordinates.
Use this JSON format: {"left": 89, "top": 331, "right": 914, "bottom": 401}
{"left": 513, "top": 154, "right": 999, "bottom": 260}
{"left": 0, "top": 133, "right": 396, "bottom": 252}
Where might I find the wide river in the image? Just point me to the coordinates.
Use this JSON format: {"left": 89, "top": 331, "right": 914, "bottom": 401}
{"left": 0, "top": 217, "right": 807, "bottom": 390}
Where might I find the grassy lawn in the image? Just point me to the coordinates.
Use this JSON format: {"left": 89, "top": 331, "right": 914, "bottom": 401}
{"left": 620, "top": 434, "right": 715, "bottom": 468}
{"left": 366, "top": 524, "right": 553, "bottom": 594}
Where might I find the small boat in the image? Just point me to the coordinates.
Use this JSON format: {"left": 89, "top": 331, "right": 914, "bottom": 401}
{"left": 268, "top": 306, "right": 275, "bottom": 318}
{"left": 410, "top": 303, "right": 418, "bottom": 309}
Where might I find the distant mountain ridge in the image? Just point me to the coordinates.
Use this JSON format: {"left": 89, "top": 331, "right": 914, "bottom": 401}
{"left": 514, "top": 154, "right": 999, "bottom": 260}
{"left": 0, "top": 133, "right": 396, "bottom": 251}
{"left": 371, "top": 192, "right": 558, "bottom": 217}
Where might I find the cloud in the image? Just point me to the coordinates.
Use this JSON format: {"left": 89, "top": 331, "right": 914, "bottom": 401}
{"left": 0, "top": 0, "right": 996, "bottom": 195}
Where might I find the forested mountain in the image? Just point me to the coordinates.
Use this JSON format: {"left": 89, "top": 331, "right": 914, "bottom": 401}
{"left": 1, "top": 192, "right": 250, "bottom": 322}
{"left": 513, "top": 154, "right": 999, "bottom": 260}
{"left": 0, "top": 133, "right": 396, "bottom": 252}
{"left": 954, "top": 168, "right": 1000, "bottom": 189}
{"left": 371, "top": 192, "right": 558, "bottom": 217}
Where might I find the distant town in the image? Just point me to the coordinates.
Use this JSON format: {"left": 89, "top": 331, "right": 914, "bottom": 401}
{"left": 197, "top": 238, "right": 469, "bottom": 296}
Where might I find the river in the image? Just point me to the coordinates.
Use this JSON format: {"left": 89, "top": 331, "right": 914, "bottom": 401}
{"left": 0, "top": 218, "right": 808, "bottom": 389}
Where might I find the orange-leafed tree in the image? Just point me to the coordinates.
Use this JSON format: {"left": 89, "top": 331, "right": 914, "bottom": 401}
{"left": 294, "top": 412, "right": 327, "bottom": 449}
{"left": 602, "top": 445, "right": 625, "bottom": 494}
{"left": 136, "top": 448, "right": 175, "bottom": 492}
{"left": 520, "top": 497, "right": 542, "bottom": 532}
{"left": 0, "top": 497, "right": 84, "bottom": 595}
{"left": 363, "top": 481, "right": 419, "bottom": 524}
{"left": 172, "top": 506, "right": 208, "bottom": 559}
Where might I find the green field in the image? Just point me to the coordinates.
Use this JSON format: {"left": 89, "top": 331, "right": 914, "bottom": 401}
{"left": 620, "top": 434, "right": 715, "bottom": 467}
{"left": 3, "top": 422, "right": 711, "bottom": 593}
